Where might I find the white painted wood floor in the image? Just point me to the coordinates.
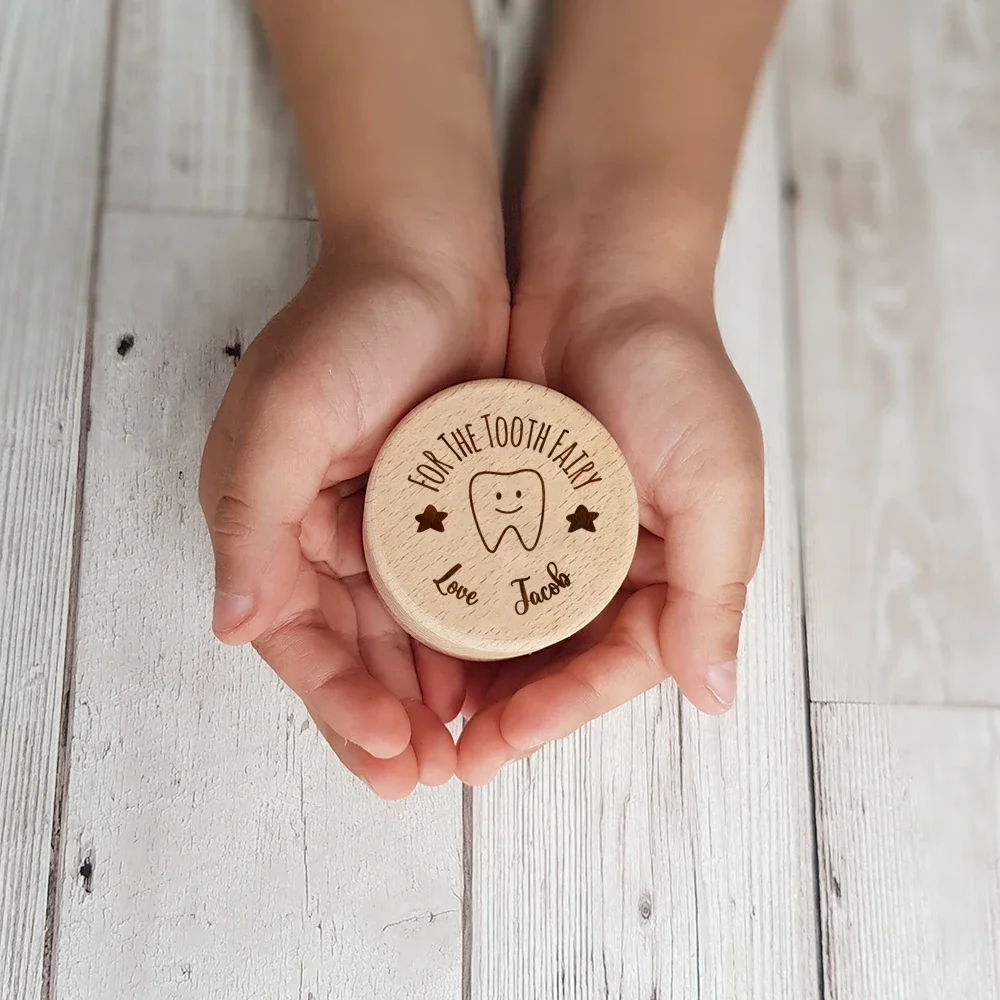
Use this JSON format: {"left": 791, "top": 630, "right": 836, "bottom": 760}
{"left": 1, "top": 1, "right": 997, "bottom": 997}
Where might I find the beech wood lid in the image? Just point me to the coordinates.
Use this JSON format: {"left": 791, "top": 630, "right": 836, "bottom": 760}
{"left": 363, "top": 379, "right": 638, "bottom": 661}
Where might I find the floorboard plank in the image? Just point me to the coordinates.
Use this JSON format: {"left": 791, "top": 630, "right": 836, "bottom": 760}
{"left": 0, "top": 2, "right": 111, "bottom": 996}
{"left": 814, "top": 703, "right": 1000, "bottom": 997}
{"left": 108, "top": 0, "right": 312, "bottom": 217}
{"left": 51, "top": 213, "right": 463, "bottom": 999}
{"left": 786, "top": 0, "right": 1000, "bottom": 704}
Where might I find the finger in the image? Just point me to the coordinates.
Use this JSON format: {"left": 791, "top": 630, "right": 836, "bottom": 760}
{"left": 405, "top": 700, "right": 457, "bottom": 786}
{"left": 198, "top": 416, "right": 232, "bottom": 520}
{"left": 413, "top": 645, "right": 467, "bottom": 724}
{"left": 205, "top": 381, "right": 332, "bottom": 645}
{"left": 460, "top": 663, "right": 501, "bottom": 719}
{"left": 299, "top": 490, "right": 367, "bottom": 579}
{"left": 312, "top": 713, "right": 420, "bottom": 800}
{"left": 625, "top": 527, "right": 667, "bottom": 591}
{"left": 456, "top": 701, "right": 526, "bottom": 785}
{"left": 345, "top": 575, "right": 457, "bottom": 783}
{"left": 344, "top": 575, "right": 422, "bottom": 701}
{"left": 655, "top": 462, "right": 763, "bottom": 714}
{"left": 308, "top": 493, "right": 467, "bottom": 728}
{"left": 336, "top": 473, "right": 369, "bottom": 498}
{"left": 463, "top": 645, "right": 573, "bottom": 717}
{"left": 477, "top": 594, "right": 625, "bottom": 709}
{"left": 455, "top": 596, "right": 629, "bottom": 778}
{"left": 495, "top": 586, "right": 670, "bottom": 752}
{"left": 257, "top": 616, "right": 411, "bottom": 758}
{"left": 470, "top": 660, "right": 539, "bottom": 713}
{"left": 255, "top": 570, "right": 411, "bottom": 759}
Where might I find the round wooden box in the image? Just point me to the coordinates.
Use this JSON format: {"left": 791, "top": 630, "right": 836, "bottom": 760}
{"left": 363, "top": 379, "right": 638, "bottom": 660}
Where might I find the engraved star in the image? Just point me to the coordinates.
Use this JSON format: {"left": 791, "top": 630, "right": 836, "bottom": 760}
{"left": 415, "top": 505, "right": 448, "bottom": 533}
{"left": 566, "top": 504, "right": 599, "bottom": 533}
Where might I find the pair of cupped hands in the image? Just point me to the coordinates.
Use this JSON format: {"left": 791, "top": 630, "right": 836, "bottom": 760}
{"left": 198, "top": 181, "right": 765, "bottom": 798}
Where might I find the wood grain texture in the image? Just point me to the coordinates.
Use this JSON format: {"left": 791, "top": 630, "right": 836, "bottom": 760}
{"left": 814, "top": 703, "right": 1000, "bottom": 997}
{"left": 364, "top": 379, "right": 638, "bottom": 661}
{"left": 108, "top": 0, "right": 312, "bottom": 217}
{"left": 51, "top": 213, "right": 463, "bottom": 999}
{"left": 0, "top": 2, "right": 111, "bottom": 997}
{"left": 469, "top": 69, "right": 821, "bottom": 999}
{"left": 785, "top": 0, "right": 1000, "bottom": 704}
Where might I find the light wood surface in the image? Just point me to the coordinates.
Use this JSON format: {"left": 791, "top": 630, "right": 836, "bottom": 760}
{"left": 0, "top": 2, "right": 111, "bottom": 997}
{"left": 109, "top": 0, "right": 312, "bottom": 217}
{"left": 364, "top": 379, "right": 638, "bottom": 661}
{"left": 51, "top": 212, "right": 463, "bottom": 999}
{"left": 469, "top": 70, "right": 822, "bottom": 998}
{"left": 786, "top": 0, "right": 1000, "bottom": 705}
{"left": 2, "top": 0, "right": 999, "bottom": 996}
{"left": 814, "top": 703, "right": 1000, "bottom": 998}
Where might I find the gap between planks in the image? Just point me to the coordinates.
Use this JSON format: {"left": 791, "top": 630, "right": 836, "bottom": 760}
{"left": 772, "top": 35, "right": 830, "bottom": 1000}
{"left": 40, "top": 2, "right": 124, "bottom": 997}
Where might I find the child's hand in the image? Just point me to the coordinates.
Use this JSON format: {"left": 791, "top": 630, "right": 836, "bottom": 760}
{"left": 456, "top": 193, "right": 765, "bottom": 784}
{"left": 200, "top": 239, "right": 507, "bottom": 797}
{"left": 452, "top": 0, "right": 780, "bottom": 783}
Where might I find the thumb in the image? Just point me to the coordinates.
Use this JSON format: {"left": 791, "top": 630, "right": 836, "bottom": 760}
{"left": 205, "top": 397, "right": 328, "bottom": 644}
{"left": 657, "top": 464, "right": 764, "bottom": 714}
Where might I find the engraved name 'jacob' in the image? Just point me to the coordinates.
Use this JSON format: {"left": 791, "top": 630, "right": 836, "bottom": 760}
{"left": 512, "top": 563, "right": 572, "bottom": 616}
{"left": 407, "top": 412, "right": 604, "bottom": 494}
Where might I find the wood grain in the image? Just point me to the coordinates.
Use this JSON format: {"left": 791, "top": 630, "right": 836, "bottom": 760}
{"left": 51, "top": 213, "right": 463, "bottom": 999}
{"left": 469, "top": 68, "right": 822, "bottom": 999}
{"left": 0, "top": 2, "right": 111, "bottom": 997}
{"left": 108, "top": 0, "right": 312, "bottom": 217}
{"left": 814, "top": 703, "right": 1000, "bottom": 997}
{"left": 364, "top": 379, "right": 638, "bottom": 661}
{"left": 785, "top": 0, "right": 1000, "bottom": 704}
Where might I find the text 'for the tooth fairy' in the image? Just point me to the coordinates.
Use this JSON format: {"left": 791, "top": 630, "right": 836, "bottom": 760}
{"left": 363, "top": 379, "right": 639, "bottom": 661}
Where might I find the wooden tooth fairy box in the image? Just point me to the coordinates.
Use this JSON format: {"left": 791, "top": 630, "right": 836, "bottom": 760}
{"left": 363, "top": 379, "right": 639, "bottom": 661}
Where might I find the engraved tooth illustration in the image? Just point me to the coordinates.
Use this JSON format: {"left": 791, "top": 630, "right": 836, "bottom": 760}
{"left": 469, "top": 469, "right": 545, "bottom": 553}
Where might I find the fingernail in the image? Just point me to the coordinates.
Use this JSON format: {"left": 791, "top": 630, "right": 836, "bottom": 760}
{"left": 705, "top": 660, "right": 737, "bottom": 710}
{"left": 212, "top": 590, "right": 255, "bottom": 634}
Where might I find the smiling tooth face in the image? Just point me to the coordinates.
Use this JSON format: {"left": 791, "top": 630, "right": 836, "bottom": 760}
{"left": 469, "top": 469, "right": 545, "bottom": 553}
